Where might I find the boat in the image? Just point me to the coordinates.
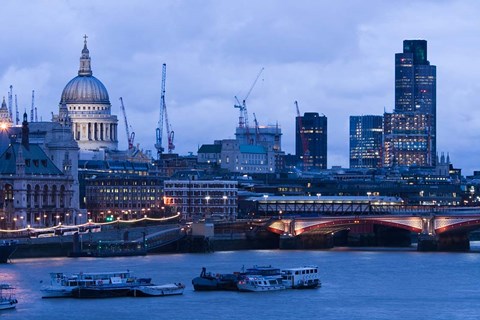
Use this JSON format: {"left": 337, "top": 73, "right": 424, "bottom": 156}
{"left": 281, "top": 266, "right": 321, "bottom": 289}
{"left": 0, "top": 284, "right": 17, "bottom": 310}
{"left": 130, "top": 283, "right": 185, "bottom": 297}
{"left": 236, "top": 275, "right": 285, "bottom": 292}
{"left": 236, "top": 265, "right": 285, "bottom": 292}
{"left": 41, "top": 270, "right": 143, "bottom": 298}
{"left": 71, "top": 274, "right": 152, "bottom": 299}
{"left": 0, "top": 240, "right": 18, "bottom": 263}
{"left": 192, "top": 267, "right": 240, "bottom": 291}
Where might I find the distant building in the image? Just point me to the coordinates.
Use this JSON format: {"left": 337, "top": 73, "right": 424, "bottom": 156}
{"left": 0, "top": 114, "right": 80, "bottom": 229}
{"left": 53, "top": 36, "right": 119, "bottom": 158}
{"left": 164, "top": 179, "right": 238, "bottom": 221}
{"left": 295, "top": 112, "right": 327, "bottom": 171}
{"left": 197, "top": 139, "right": 278, "bottom": 174}
{"left": 349, "top": 115, "right": 383, "bottom": 169}
{"left": 384, "top": 40, "right": 436, "bottom": 167}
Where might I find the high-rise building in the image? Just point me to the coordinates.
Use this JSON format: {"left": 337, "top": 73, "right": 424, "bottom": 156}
{"left": 349, "top": 115, "right": 383, "bottom": 169}
{"left": 295, "top": 112, "right": 327, "bottom": 171}
{"left": 384, "top": 40, "right": 436, "bottom": 167}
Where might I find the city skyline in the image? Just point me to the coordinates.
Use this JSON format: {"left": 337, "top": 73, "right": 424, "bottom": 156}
{"left": 1, "top": 1, "right": 479, "bottom": 173}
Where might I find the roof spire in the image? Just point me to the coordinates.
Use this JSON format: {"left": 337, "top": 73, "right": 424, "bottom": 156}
{"left": 78, "top": 34, "right": 92, "bottom": 76}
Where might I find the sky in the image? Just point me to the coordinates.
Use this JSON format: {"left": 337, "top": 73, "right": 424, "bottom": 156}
{"left": 1, "top": 0, "right": 480, "bottom": 174}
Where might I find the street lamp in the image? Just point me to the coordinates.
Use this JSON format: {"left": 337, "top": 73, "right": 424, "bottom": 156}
{"left": 205, "top": 196, "right": 211, "bottom": 218}
{"left": 222, "top": 195, "right": 228, "bottom": 219}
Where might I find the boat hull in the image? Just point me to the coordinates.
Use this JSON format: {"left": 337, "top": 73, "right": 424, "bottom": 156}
{"left": 130, "top": 284, "right": 184, "bottom": 297}
{"left": 41, "top": 287, "right": 74, "bottom": 298}
{"left": 0, "top": 300, "right": 17, "bottom": 310}
{"left": 72, "top": 286, "right": 133, "bottom": 299}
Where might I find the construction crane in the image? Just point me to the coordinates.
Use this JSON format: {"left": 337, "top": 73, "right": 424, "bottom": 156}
{"left": 253, "top": 112, "right": 260, "bottom": 144}
{"left": 14, "top": 94, "right": 19, "bottom": 125}
{"left": 295, "top": 101, "right": 309, "bottom": 171}
{"left": 234, "top": 67, "right": 264, "bottom": 145}
{"left": 8, "top": 85, "right": 13, "bottom": 122}
{"left": 155, "top": 63, "right": 175, "bottom": 158}
{"left": 30, "top": 90, "right": 35, "bottom": 122}
{"left": 164, "top": 98, "right": 175, "bottom": 153}
{"left": 119, "top": 97, "right": 135, "bottom": 151}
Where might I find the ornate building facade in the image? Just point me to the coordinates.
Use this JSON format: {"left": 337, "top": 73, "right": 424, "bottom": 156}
{"left": 54, "top": 36, "right": 118, "bottom": 156}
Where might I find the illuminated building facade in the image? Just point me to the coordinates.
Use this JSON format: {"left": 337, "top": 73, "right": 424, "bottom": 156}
{"left": 164, "top": 180, "right": 238, "bottom": 221}
{"left": 384, "top": 40, "right": 436, "bottom": 167}
{"left": 295, "top": 112, "right": 327, "bottom": 171}
{"left": 85, "top": 175, "right": 164, "bottom": 222}
{"left": 349, "top": 115, "right": 383, "bottom": 169}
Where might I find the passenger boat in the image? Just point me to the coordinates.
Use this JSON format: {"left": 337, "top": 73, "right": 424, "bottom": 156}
{"left": 281, "top": 266, "right": 321, "bottom": 289}
{"left": 41, "top": 270, "right": 143, "bottom": 298}
{"left": 0, "top": 240, "right": 18, "bottom": 263}
{"left": 71, "top": 274, "right": 152, "bottom": 299}
{"left": 192, "top": 267, "right": 240, "bottom": 291}
{"left": 0, "top": 284, "right": 17, "bottom": 310}
{"left": 237, "top": 275, "right": 285, "bottom": 292}
{"left": 130, "top": 283, "right": 185, "bottom": 297}
{"left": 236, "top": 265, "right": 285, "bottom": 292}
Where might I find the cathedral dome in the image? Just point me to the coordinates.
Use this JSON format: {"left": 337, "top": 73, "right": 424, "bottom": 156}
{"left": 60, "top": 35, "right": 110, "bottom": 105}
{"left": 61, "top": 75, "right": 110, "bottom": 104}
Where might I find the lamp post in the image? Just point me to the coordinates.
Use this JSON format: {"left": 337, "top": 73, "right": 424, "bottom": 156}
{"left": 205, "top": 196, "right": 211, "bottom": 218}
{"left": 222, "top": 195, "right": 228, "bottom": 220}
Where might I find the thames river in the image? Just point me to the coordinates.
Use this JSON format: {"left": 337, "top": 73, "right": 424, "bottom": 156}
{"left": 1, "top": 246, "right": 480, "bottom": 320}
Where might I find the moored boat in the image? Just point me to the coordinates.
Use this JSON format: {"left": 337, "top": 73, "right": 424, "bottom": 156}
{"left": 71, "top": 274, "right": 152, "bottom": 299}
{"left": 41, "top": 270, "right": 143, "bottom": 298}
{"left": 281, "top": 266, "right": 321, "bottom": 289}
{"left": 130, "top": 283, "right": 185, "bottom": 297}
{"left": 0, "top": 284, "right": 17, "bottom": 310}
{"left": 192, "top": 267, "right": 240, "bottom": 291}
{"left": 236, "top": 275, "right": 285, "bottom": 292}
{"left": 236, "top": 265, "right": 285, "bottom": 292}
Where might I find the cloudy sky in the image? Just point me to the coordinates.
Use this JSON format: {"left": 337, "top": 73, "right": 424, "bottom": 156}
{"left": 1, "top": 0, "right": 480, "bottom": 174}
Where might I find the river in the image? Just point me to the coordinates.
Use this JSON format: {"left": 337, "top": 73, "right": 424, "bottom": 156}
{"left": 1, "top": 245, "right": 480, "bottom": 320}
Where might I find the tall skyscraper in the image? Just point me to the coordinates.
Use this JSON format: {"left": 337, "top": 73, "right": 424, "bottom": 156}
{"left": 295, "top": 112, "right": 327, "bottom": 171}
{"left": 384, "top": 40, "right": 436, "bottom": 167}
{"left": 350, "top": 115, "right": 383, "bottom": 169}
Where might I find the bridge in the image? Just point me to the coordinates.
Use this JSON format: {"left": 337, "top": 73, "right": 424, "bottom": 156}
{"left": 265, "top": 210, "right": 480, "bottom": 251}
{"left": 134, "top": 226, "right": 186, "bottom": 251}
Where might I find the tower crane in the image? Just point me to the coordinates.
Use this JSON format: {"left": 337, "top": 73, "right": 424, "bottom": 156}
{"left": 295, "top": 101, "right": 309, "bottom": 171}
{"left": 155, "top": 63, "right": 175, "bottom": 158}
{"left": 253, "top": 112, "right": 260, "bottom": 144}
{"left": 14, "top": 94, "right": 19, "bottom": 125}
{"left": 119, "top": 97, "right": 135, "bottom": 151}
{"left": 30, "top": 90, "right": 35, "bottom": 122}
{"left": 234, "top": 67, "right": 264, "bottom": 145}
{"left": 8, "top": 85, "right": 13, "bottom": 122}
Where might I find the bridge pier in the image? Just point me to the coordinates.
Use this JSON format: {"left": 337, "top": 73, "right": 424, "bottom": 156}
{"left": 417, "top": 234, "right": 438, "bottom": 251}
{"left": 417, "top": 233, "right": 470, "bottom": 252}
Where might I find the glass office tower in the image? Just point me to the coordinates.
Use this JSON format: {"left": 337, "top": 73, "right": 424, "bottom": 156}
{"left": 350, "top": 115, "right": 383, "bottom": 169}
{"left": 384, "top": 40, "right": 436, "bottom": 167}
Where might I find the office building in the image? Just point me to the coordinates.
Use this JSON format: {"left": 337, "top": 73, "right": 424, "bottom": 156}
{"left": 384, "top": 40, "right": 436, "bottom": 167}
{"left": 350, "top": 115, "right": 383, "bottom": 169}
{"left": 295, "top": 112, "right": 327, "bottom": 171}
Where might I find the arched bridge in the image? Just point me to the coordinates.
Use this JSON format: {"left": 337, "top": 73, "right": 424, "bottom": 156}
{"left": 265, "top": 213, "right": 480, "bottom": 251}
{"left": 266, "top": 214, "right": 480, "bottom": 236}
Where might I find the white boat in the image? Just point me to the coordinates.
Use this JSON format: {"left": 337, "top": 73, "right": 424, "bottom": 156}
{"left": 237, "top": 275, "right": 285, "bottom": 292}
{"left": 41, "top": 270, "right": 138, "bottom": 298}
{"left": 281, "top": 266, "right": 321, "bottom": 289}
{"left": 0, "top": 284, "right": 17, "bottom": 310}
{"left": 130, "top": 283, "right": 185, "bottom": 297}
